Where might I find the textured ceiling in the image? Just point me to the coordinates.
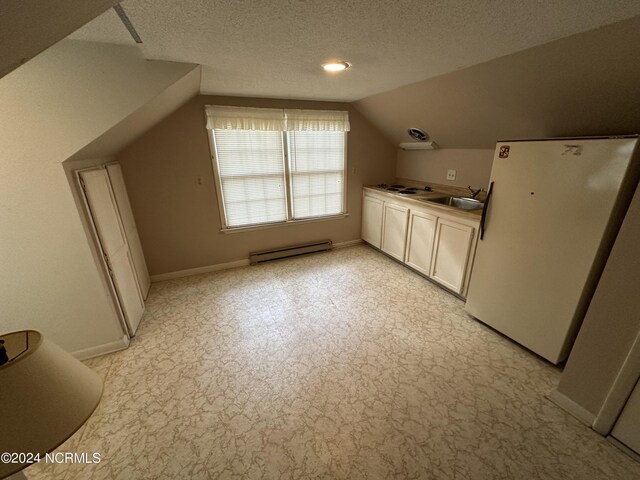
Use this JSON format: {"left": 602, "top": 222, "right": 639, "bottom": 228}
{"left": 68, "top": 0, "right": 640, "bottom": 101}
{"left": 354, "top": 15, "right": 640, "bottom": 148}
{"left": 0, "top": 0, "right": 117, "bottom": 79}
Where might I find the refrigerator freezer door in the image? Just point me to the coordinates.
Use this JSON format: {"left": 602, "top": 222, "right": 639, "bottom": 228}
{"left": 465, "top": 138, "right": 637, "bottom": 363}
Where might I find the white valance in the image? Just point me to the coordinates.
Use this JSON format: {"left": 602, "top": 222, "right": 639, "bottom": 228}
{"left": 205, "top": 105, "right": 350, "bottom": 132}
{"left": 285, "top": 109, "right": 350, "bottom": 132}
{"left": 205, "top": 105, "right": 285, "bottom": 131}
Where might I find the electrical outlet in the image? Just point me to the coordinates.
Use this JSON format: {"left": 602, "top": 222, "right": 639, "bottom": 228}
{"left": 446, "top": 169, "right": 457, "bottom": 181}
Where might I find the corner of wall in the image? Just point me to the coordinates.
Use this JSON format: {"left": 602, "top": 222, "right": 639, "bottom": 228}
{"left": 555, "top": 180, "right": 640, "bottom": 420}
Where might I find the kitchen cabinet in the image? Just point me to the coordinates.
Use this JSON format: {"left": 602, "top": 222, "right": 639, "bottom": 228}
{"left": 361, "top": 193, "right": 384, "bottom": 248}
{"left": 361, "top": 187, "right": 479, "bottom": 298}
{"left": 430, "top": 218, "right": 474, "bottom": 294}
{"left": 381, "top": 203, "right": 409, "bottom": 261}
{"left": 405, "top": 210, "right": 437, "bottom": 276}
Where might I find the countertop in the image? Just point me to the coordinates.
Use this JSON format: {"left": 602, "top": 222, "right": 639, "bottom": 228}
{"left": 363, "top": 186, "right": 482, "bottom": 220}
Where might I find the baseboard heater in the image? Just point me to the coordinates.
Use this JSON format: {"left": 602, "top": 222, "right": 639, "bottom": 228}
{"left": 249, "top": 240, "right": 332, "bottom": 265}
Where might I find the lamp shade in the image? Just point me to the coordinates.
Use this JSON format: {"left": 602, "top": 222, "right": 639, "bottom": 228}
{"left": 0, "top": 330, "right": 103, "bottom": 478}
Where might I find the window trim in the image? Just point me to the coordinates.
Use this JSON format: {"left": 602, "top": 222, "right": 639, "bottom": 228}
{"left": 207, "top": 127, "right": 348, "bottom": 231}
{"left": 282, "top": 131, "right": 294, "bottom": 222}
{"left": 218, "top": 213, "right": 351, "bottom": 234}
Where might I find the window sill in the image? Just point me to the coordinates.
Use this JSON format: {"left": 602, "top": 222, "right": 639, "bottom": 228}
{"left": 220, "top": 213, "right": 350, "bottom": 234}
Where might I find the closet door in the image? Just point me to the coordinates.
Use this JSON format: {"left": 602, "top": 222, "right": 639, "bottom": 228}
{"left": 80, "top": 169, "right": 144, "bottom": 335}
{"left": 106, "top": 163, "right": 151, "bottom": 299}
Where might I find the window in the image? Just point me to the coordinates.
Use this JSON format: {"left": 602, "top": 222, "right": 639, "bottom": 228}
{"left": 213, "top": 129, "right": 287, "bottom": 227}
{"left": 206, "top": 106, "right": 349, "bottom": 229}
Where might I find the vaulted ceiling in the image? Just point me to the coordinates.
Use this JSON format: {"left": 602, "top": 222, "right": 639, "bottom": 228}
{"left": 355, "top": 15, "right": 640, "bottom": 148}
{"left": 4, "top": 2, "right": 640, "bottom": 150}
{"left": 68, "top": 0, "right": 640, "bottom": 102}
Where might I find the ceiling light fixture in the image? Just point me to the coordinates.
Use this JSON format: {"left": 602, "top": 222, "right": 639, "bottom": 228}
{"left": 322, "top": 61, "right": 351, "bottom": 72}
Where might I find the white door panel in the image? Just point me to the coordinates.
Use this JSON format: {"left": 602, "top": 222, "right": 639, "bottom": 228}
{"left": 381, "top": 203, "right": 409, "bottom": 261}
{"left": 405, "top": 210, "right": 437, "bottom": 276}
{"left": 109, "top": 249, "right": 144, "bottom": 334}
{"left": 430, "top": 219, "right": 473, "bottom": 294}
{"left": 82, "top": 171, "right": 127, "bottom": 256}
{"left": 362, "top": 195, "right": 384, "bottom": 248}
{"left": 80, "top": 169, "right": 144, "bottom": 335}
{"left": 106, "top": 163, "right": 151, "bottom": 299}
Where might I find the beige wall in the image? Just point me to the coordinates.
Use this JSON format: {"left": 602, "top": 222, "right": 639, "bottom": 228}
{"left": 0, "top": 40, "right": 197, "bottom": 355}
{"left": 556, "top": 181, "right": 640, "bottom": 416}
{"left": 354, "top": 15, "right": 640, "bottom": 149}
{"left": 117, "top": 95, "right": 396, "bottom": 276}
{"left": 397, "top": 149, "right": 494, "bottom": 190}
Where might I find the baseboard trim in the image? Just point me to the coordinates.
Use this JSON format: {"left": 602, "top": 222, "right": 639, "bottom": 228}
{"left": 547, "top": 389, "right": 596, "bottom": 426}
{"left": 150, "top": 259, "right": 250, "bottom": 282}
{"left": 333, "top": 239, "right": 363, "bottom": 249}
{"left": 150, "top": 242, "right": 362, "bottom": 282}
{"left": 608, "top": 436, "right": 640, "bottom": 463}
{"left": 72, "top": 334, "right": 130, "bottom": 361}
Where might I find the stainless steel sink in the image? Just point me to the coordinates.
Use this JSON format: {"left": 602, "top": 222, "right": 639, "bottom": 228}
{"left": 421, "top": 196, "right": 484, "bottom": 211}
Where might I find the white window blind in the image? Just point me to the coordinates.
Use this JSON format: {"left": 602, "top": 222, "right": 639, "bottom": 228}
{"left": 213, "top": 130, "right": 287, "bottom": 228}
{"left": 288, "top": 131, "right": 345, "bottom": 219}
{"left": 206, "top": 105, "right": 349, "bottom": 229}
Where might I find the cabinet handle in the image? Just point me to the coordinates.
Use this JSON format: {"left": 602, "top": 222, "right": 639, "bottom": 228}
{"left": 479, "top": 181, "right": 494, "bottom": 240}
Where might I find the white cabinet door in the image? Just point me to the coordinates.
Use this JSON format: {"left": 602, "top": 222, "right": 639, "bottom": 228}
{"left": 405, "top": 210, "right": 437, "bottom": 276}
{"left": 106, "top": 163, "right": 151, "bottom": 300}
{"left": 362, "top": 194, "right": 384, "bottom": 248}
{"left": 611, "top": 379, "right": 640, "bottom": 455}
{"left": 80, "top": 169, "right": 144, "bottom": 335}
{"left": 381, "top": 203, "right": 409, "bottom": 261}
{"left": 430, "top": 218, "right": 474, "bottom": 294}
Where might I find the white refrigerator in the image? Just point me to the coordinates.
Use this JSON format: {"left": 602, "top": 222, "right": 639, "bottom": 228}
{"left": 465, "top": 136, "right": 639, "bottom": 364}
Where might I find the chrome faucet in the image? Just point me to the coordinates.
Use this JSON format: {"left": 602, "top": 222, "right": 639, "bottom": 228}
{"left": 468, "top": 186, "right": 483, "bottom": 199}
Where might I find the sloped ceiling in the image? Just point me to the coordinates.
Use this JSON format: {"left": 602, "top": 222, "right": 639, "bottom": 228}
{"left": 0, "top": 0, "right": 118, "bottom": 78}
{"left": 354, "top": 16, "right": 640, "bottom": 149}
{"left": 67, "top": 65, "right": 201, "bottom": 162}
{"left": 68, "top": 0, "right": 640, "bottom": 101}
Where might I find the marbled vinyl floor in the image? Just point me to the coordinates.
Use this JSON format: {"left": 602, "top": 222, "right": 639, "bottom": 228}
{"left": 27, "top": 245, "right": 639, "bottom": 479}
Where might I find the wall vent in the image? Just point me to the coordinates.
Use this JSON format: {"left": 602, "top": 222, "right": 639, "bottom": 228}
{"left": 249, "top": 240, "right": 332, "bottom": 265}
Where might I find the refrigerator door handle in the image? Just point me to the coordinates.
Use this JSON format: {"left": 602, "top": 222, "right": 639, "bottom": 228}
{"left": 479, "top": 181, "right": 494, "bottom": 240}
